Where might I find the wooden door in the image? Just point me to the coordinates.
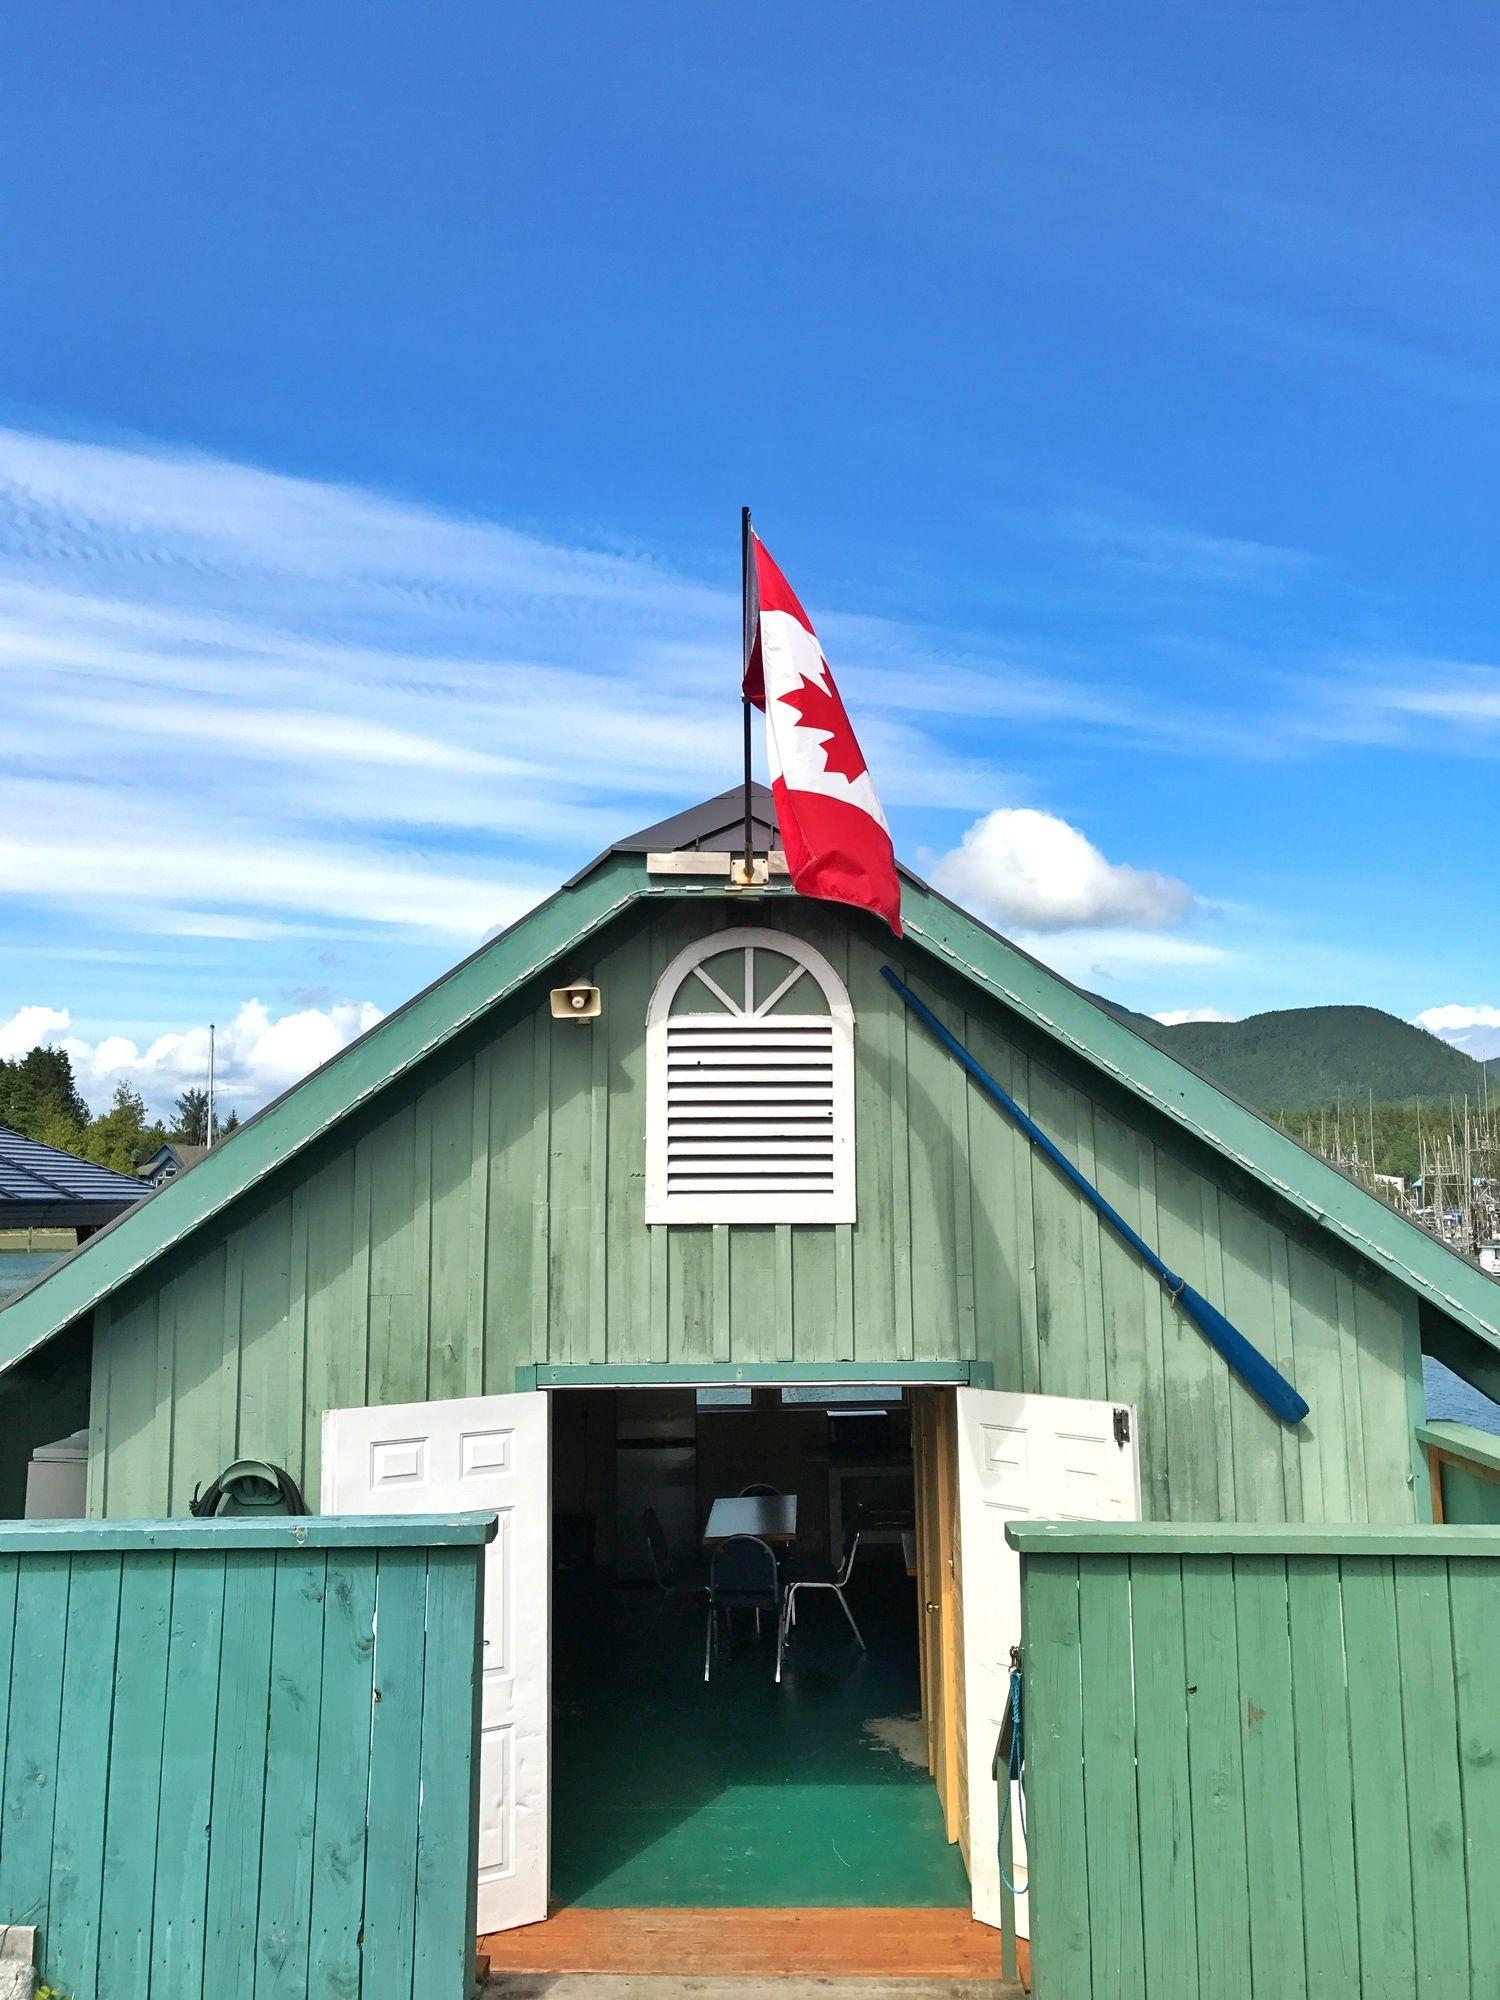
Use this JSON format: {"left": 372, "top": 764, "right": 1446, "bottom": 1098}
{"left": 322, "top": 1390, "right": 551, "bottom": 1934}
{"left": 911, "top": 1388, "right": 962, "bottom": 1847}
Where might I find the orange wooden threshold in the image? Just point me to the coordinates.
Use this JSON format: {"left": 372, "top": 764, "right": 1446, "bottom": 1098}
{"left": 478, "top": 1907, "right": 1028, "bottom": 1982}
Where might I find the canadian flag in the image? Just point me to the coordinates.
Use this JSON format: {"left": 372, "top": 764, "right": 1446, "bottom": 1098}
{"left": 743, "top": 533, "right": 902, "bottom": 937}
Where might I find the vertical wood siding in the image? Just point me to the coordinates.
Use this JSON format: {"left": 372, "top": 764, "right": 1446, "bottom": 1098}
{"left": 92, "top": 902, "right": 1421, "bottom": 1523}
{"left": 1015, "top": 1525, "right": 1500, "bottom": 2000}
{"left": 0, "top": 1518, "right": 483, "bottom": 2000}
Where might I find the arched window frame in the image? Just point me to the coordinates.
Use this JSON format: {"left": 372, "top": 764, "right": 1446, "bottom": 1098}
{"left": 645, "top": 927, "right": 856, "bottom": 1225}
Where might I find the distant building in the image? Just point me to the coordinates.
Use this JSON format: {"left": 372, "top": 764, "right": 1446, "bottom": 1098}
{"left": 0, "top": 1124, "right": 144, "bottom": 1517}
{"left": 1480, "top": 1239, "right": 1500, "bottom": 1278}
{"left": 0, "top": 1124, "right": 144, "bottom": 1252}
{"left": 136, "top": 1140, "right": 208, "bottom": 1188}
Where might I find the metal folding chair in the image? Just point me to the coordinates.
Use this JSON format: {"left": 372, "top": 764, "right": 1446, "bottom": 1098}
{"left": 704, "top": 1533, "right": 784, "bottom": 1682}
{"left": 643, "top": 1507, "right": 707, "bottom": 1630}
{"left": 780, "top": 1529, "right": 864, "bottom": 1652}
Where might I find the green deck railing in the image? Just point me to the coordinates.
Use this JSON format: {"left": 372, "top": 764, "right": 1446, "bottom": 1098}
{"left": 0, "top": 1512, "right": 492, "bottom": 2000}
{"left": 1008, "top": 1520, "right": 1500, "bottom": 2000}
{"left": 1417, "top": 1420, "right": 1500, "bottom": 1526}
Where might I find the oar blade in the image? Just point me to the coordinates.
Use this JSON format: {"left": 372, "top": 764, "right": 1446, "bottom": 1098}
{"left": 1178, "top": 1281, "right": 1309, "bottom": 1426}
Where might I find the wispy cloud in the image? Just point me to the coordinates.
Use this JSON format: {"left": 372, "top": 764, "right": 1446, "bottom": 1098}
{"left": 1, "top": 423, "right": 1074, "bottom": 956}
{"left": 1297, "top": 658, "right": 1500, "bottom": 751}
{"left": 1049, "top": 509, "right": 1318, "bottom": 593}
{"left": 1014, "top": 927, "right": 1234, "bottom": 987}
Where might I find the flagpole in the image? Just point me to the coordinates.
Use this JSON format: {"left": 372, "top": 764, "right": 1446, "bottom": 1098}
{"left": 741, "top": 504, "right": 754, "bottom": 878}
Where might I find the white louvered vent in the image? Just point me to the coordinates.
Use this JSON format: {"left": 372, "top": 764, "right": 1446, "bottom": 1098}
{"left": 646, "top": 930, "right": 855, "bottom": 1224}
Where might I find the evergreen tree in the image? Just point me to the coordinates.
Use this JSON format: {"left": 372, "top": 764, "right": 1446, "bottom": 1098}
{"left": 0, "top": 1044, "right": 90, "bottom": 1145}
{"left": 82, "top": 1082, "right": 168, "bottom": 1175}
{"left": 172, "top": 1087, "right": 210, "bottom": 1144}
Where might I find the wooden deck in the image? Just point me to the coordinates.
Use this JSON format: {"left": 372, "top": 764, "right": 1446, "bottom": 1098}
{"left": 478, "top": 1908, "right": 1027, "bottom": 1982}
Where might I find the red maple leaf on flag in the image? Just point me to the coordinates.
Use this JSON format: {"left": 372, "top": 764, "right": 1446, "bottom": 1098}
{"left": 777, "top": 672, "right": 868, "bottom": 783}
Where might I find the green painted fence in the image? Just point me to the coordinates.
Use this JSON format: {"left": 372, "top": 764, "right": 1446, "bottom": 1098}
{"left": 0, "top": 1513, "right": 491, "bottom": 2000}
{"left": 1010, "top": 1521, "right": 1500, "bottom": 2000}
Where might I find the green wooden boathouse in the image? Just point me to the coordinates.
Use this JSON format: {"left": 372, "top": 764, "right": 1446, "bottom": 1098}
{"left": 3, "top": 785, "right": 1499, "bottom": 1972}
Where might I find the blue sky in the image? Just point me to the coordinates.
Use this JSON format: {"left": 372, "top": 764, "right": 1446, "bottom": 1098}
{"left": 2, "top": 3, "right": 1499, "bottom": 1113}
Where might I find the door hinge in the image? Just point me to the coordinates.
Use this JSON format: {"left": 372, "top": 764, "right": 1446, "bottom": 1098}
{"left": 1112, "top": 1407, "right": 1131, "bottom": 1447}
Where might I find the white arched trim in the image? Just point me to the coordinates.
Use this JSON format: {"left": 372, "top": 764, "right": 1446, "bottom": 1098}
{"left": 645, "top": 927, "right": 856, "bottom": 1225}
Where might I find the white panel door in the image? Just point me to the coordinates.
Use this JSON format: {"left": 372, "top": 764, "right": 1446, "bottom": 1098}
{"left": 955, "top": 1387, "right": 1140, "bottom": 1938}
{"left": 321, "top": 1391, "right": 549, "bottom": 1934}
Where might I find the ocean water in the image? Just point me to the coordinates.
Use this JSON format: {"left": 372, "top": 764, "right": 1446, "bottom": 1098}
{"left": 1423, "top": 1354, "right": 1500, "bottom": 1436}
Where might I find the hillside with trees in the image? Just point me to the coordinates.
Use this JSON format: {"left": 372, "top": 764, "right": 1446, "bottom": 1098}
{"left": 1107, "top": 1002, "right": 1493, "bottom": 1112}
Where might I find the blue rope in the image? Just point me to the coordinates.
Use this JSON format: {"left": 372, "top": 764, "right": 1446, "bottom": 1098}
{"left": 997, "top": 1664, "right": 1027, "bottom": 1896}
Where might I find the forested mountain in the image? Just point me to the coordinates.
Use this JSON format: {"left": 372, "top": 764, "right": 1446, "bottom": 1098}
{"left": 1103, "top": 1002, "right": 1492, "bottom": 1111}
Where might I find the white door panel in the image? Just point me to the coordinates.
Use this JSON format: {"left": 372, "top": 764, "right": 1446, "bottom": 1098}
{"left": 321, "top": 1391, "right": 549, "bottom": 1934}
{"left": 956, "top": 1388, "right": 1140, "bottom": 1939}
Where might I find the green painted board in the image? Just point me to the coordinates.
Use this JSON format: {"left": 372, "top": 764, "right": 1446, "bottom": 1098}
{"left": 0, "top": 1512, "right": 494, "bottom": 1551}
{"left": 1076, "top": 1554, "right": 1144, "bottom": 2000}
{"left": 1392, "top": 1558, "right": 1470, "bottom": 1999}
{"left": 0, "top": 1551, "right": 70, "bottom": 1938}
{"left": 364, "top": 1546, "right": 428, "bottom": 1997}
{"left": 1180, "top": 1556, "right": 1251, "bottom": 1999}
{"left": 1449, "top": 1560, "right": 1500, "bottom": 1980}
{"left": 412, "top": 1548, "right": 483, "bottom": 1993}
{"left": 202, "top": 1548, "right": 279, "bottom": 2000}
{"left": 1128, "top": 1559, "right": 1198, "bottom": 2000}
{"left": 1286, "top": 1558, "right": 1360, "bottom": 1996}
{"left": 255, "top": 1551, "right": 329, "bottom": 2000}
{"left": 1230, "top": 1556, "right": 1307, "bottom": 2000}
{"left": 1009, "top": 1522, "right": 1500, "bottom": 1557}
{"left": 1021, "top": 1557, "right": 1091, "bottom": 2000}
{"left": 45, "top": 1553, "right": 123, "bottom": 1997}
{"left": 96, "top": 1551, "right": 174, "bottom": 2000}
{"left": 1340, "top": 1557, "right": 1416, "bottom": 1998}
{"left": 151, "top": 1551, "right": 227, "bottom": 1999}
{"left": 307, "top": 1554, "right": 378, "bottom": 2000}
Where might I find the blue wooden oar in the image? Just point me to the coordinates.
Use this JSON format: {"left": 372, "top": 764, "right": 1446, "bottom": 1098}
{"left": 881, "top": 966, "right": 1310, "bottom": 1427}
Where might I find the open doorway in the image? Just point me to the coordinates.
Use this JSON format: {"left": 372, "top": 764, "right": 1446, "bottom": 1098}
{"left": 547, "top": 1381, "right": 972, "bottom": 1911}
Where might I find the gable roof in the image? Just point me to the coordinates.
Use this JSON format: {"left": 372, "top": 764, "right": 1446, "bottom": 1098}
{"left": 2, "top": 795, "right": 1498, "bottom": 1383}
{"left": 565, "top": 781, "right": 782, "bottom": 883}
{"left": 0, "top": 1126, "right": 145, "bottom": 1228}
{"left": 137, "top": 1141, "right": 208, "bottom": 1175}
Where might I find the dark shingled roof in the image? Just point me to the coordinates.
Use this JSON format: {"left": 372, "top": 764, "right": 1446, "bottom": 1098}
{"left": 0, "top": 1125, "right": 147, "bottom": 1227}
{"left": 565, "top": 783, "right": 782, "bottom": 886}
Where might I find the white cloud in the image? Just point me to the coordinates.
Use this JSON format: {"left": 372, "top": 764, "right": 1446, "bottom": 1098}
{"left": 0, "top": 996, "right": 384, "bottom": 1118}
{"left": 1152, "top": 1007, "right": 1238, "bottom": 1026}
{"left": 1416, "top": 1003, "right": 1500, "bottom": 1061}
{"left": 0, "top": 1004, "right": 70, "bottom": 1059}
{"left": 929, "top": 807, "right": 1197, "bottom": 932}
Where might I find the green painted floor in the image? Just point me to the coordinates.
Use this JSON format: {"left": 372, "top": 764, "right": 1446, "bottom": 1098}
{"left": 551, "top": 1550, "right": 971, "bottom": 1909}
